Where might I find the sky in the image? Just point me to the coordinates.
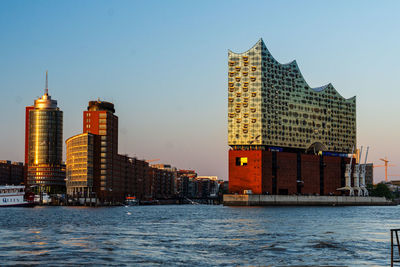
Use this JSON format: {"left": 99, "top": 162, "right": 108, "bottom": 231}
{"left": 0, "top": 0, "right": 400, "bottom": 182}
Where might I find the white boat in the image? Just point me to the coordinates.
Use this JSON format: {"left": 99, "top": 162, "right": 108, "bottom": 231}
{"left": 125, "top": 196, "right": 139, "bottom": 206}
{"left": 34, "top": 193, "right": 51, "bottom": 204}
{"left": 0, "top": 185, "right": 33, "bottom": 207}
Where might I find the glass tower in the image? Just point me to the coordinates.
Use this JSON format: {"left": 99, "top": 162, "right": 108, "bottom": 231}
{"left": 26, "top": 73, "right": 65, "bottom": 193}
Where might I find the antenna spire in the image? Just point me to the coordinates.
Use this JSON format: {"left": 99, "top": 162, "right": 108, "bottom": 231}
{"left": 45, "top": 70, "right": 48, "bottom": 95}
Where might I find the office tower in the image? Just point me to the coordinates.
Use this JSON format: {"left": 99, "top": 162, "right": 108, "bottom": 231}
{"left": 83, "top": 100, "right": 118, "bottom": 193}
{"left": 65, "top": 133, "right": 96, "bottom": 198}
{"left": 26, "top": 72, "right": 65, "bottom": 193}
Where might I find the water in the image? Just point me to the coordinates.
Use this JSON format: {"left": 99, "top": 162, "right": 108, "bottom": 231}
{"left": 0, "top": 205, "right": 399, "bottom": 266}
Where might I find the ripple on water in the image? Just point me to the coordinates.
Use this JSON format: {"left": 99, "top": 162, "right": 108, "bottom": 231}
{"left": 0, "top": 205, "right": 397, "bottom": 266}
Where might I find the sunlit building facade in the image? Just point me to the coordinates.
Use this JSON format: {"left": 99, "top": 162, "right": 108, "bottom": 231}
{"left": 65, "top": 133, "right": 96, "bottom": 197}
{"left": 228, "top": 39, "right": 356, "bottom": 195}
{"left": 25, "top": 74, "right": 65, "bottom": 193}
{"left": 228, "top": 39, "right": 356, "bottom": 153}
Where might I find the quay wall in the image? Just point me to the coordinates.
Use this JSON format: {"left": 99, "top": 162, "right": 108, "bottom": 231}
{"left": 223, "top": 194, "right": 394, "bottom": 206}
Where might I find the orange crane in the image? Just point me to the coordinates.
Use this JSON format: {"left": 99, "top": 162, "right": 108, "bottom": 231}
{"left": 373, "top": 157, "right": 396, "bottom": 182}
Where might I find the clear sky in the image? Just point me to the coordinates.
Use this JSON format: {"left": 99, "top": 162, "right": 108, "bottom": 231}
{"left": 1, "top": 0, "right": 399, "bottom": 182}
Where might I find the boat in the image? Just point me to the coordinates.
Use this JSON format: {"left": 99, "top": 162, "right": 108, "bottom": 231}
{"left": 125, "top": 196, "right": 139, "bottom": 206}
{"left": 34, "top": 193, "right": 51, "bottom": 204}
{"left": 0, "top": 185, "right": 34, "bottom": 207}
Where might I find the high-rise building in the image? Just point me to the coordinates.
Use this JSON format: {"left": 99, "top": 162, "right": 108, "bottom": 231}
{"left": 228, "top": 40, "right": 355, "bottom": 195}
{"left": 65, "top": 133, "right": 97, "bottom": 198}
{"left": 25, "top": 72, "right": 65, "bottom": 193}
{"left": 83, "top": 100, "right": 118, "bottom": 193}
{"left": 228, "top": 39, "right": 356, "bottom": 153}
{"left": 66, "top": 100, "right": 152, "bottom": 204}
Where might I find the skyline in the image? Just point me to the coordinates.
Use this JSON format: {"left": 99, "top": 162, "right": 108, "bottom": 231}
{"left": 1, "top": 1, "right": 400, "bottom": 181}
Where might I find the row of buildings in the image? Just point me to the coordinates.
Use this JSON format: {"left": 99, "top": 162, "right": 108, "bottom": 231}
{"left": 228, "top": 39, "right": 373, "bottom": 195}
{"left": 3, "top": 73, "right": 221, "bottom": 204}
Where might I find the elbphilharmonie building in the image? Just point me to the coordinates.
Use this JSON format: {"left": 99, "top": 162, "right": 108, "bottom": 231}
{"left": 228, "top": 39, "right": 356, "bottom": 153}
{"left": 228, "top": 39, "right": 356, "bottom": 195}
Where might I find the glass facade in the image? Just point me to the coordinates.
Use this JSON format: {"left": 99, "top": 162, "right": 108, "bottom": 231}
{"left": 27, "top": 92, "right": 65, "bottom": 193}
{"left": 66, "top": 133, "right": 94, "bottom": 197}
{"left": 228, "top": 39, "right": 356, "bottom": 153}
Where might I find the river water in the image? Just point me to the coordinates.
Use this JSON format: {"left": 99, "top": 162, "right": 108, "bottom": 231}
{"left": 0, "top": 205, "right": 399, "bottom": 266}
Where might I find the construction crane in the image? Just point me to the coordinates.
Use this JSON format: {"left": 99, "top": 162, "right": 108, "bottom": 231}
{"left": 145, "top": 159, "right": 160, "bottom": 163}
{"left": 373, "top": 157, "right": 396, "bottom": 182}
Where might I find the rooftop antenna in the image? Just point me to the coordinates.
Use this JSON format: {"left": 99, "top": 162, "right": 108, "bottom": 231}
{"left": 45, "top": 70, "right": 48, "bottom": 95}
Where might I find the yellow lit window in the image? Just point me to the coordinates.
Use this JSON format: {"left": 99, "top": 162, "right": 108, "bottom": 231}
{"left": 235, "top": 109, "right": 240, "bottom": 113}
{"left": 244, "top": 113, "right": 249, "bottom": 118}
{"left": 229, "top": 113, "right": 235, "bottom": 118}
{"left": 229, "top": 88, "right": 234, "bottom": 92}
{"left": 251, "top": 92, "right": 257, "bottom": 97}
{"left": 243, "top": 56, "right": 248, "bottom": 61}
{"left": 236, "top": 118, "right": 241, "bottom": 123}
{"left": 229, "top": 82, "right": 234, "bottom": 87}
{"left": 229, "top": 61, "right": 235, "bottom": 66}
{"left": 236, "top": 92, "right": 241, "bottom": 97}
{"left": 252, "top": 119, "right": 257, "bottom": 123}
{"left": 243, "top": 72, "right": 248, "bottom": 76}
{"left": 250, "top": 77, "right": 256, "bottom": 82}
{"left": 243, "top": 97, "right": 249, "bottom": 102}
{"left": 251, "top": 66, "right": 257, "bottom": 71}
{"left": 228, "top": 98, "right": 234, "bottom": 102}
{"left": 244, "top": 62, "right": 249, "bottom": 66}
{"left": 243, "top": 88, "right": 248, "bottom": 92}
{"left": 236, "top": 157, "right": 248, "bottom": 166}
{"left": 243, "top": 82, "right": 249, "bottom": 87}
{"left": 243, "top": 103, "right": 248, "bottom": 107}
{"left": 250, "top": 108, "right": 256, "bottom": 113}
{"left": 235, "top": 67, "right": 241, "bottom": 71}
{"left": 235, "top": 77, "right": 241, "bottom": 82}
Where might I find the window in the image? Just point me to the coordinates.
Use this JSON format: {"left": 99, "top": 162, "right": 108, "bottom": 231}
{"left": 235, "top": 157, "right": 248, "bottom": 166}
{"left": 99, "top": 113, "right": 107, "bottom": 118}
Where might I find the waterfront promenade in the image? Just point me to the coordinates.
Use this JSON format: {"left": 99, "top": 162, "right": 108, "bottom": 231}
{"left": 0, "top": 205, "right": 398, "bottom": 266}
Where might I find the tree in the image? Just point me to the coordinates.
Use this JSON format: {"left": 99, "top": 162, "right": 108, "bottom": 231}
{"left": 370, "top": 183, "right": 394, "bottom": 200}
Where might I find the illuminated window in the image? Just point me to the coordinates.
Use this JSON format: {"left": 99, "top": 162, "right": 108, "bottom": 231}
{"left": 235, "top": 157, "right": 248, "bottom": 166}
{"left": 99, "top": 113, "right": 107, "bottom": 118}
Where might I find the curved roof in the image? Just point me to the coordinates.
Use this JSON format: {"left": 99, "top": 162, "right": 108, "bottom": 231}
{"left": 229, "top": 39, "right": 355, "bottom": 101}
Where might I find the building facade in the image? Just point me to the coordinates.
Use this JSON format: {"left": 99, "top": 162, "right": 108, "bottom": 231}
{"left": 65, "top": 133, "right": 96, "bottom": 197}
{"left": 25, "top": 74, "right": 65, "bottom": 193}
{"left": 228, "top": 39, "right": 356, "bottom": 153}
{"left": 228, "top": 40, "right": 356, "bottom": 195}
{"left": 66, "top": 100, "right": 171, "bottom": 204}
{"left": 0, "top": 161, "right": 24, "bottom": 185}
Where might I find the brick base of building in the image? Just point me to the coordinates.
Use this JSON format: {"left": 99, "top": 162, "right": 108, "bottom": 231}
{"left": 229, "top": 150, "right": 350, "bottom": 196}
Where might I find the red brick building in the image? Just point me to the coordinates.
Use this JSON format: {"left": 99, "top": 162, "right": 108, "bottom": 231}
{"left": 229, "top": 150, "right": 349, "bottom": 195}
{"left": 66, "top": 100, "right": 176, "bottom": 203}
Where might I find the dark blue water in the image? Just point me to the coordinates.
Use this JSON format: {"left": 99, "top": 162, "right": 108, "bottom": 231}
{"left": 0, "top": 205, "right": 398, "bottom": 266}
